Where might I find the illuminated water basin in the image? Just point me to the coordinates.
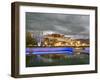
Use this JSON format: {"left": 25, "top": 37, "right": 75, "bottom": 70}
{"left": 26, "top": 47, "right": 90, "bottom": 55}
{"left": 26, "top": 47, "right": 73, "bottom": 55}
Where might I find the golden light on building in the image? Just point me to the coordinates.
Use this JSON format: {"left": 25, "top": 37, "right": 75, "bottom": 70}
{"left": 42, "top": 33, "right": 89, "bottom": 47}
{"left": 54, "top": 42, "right": 62, "bottom": 46}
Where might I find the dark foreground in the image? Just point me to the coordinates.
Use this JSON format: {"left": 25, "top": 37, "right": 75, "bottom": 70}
{"left": 26, "top": 53, "right": 89, "bottom": 67}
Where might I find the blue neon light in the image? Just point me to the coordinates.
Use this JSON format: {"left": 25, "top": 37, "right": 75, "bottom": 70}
{"left": 32, "top": 51, "right": 72, "bottom": 55}
{"left": 26, "top": 47, "right": 73, "bottom": 55}
{"left": 26, "top": 47, "right": 73, "bottom": 52}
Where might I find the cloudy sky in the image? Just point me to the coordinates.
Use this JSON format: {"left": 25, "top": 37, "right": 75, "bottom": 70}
{"left": 26, "top": 12, "right": 90, "bottom": 38}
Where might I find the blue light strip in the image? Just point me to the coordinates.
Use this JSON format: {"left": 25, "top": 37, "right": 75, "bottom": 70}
{"left": 32, "top": 51, "right": 73, "bottom": 55}
{"left": 26, "top": 47, "right": 73, "bottom": 55}
{"left": 26, "top": 47, "right": 73, "bottom": 52}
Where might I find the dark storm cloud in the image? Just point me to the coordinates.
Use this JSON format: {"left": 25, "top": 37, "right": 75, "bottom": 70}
{"left": 26, "top": 12, "right": 89, "bottom": 36}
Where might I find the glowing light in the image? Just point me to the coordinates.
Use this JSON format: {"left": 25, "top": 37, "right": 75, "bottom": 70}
{"left": 26, "top": 47, "right": 73, "bottom": 55}
{"left": 32, "top": 51, "right": 73, "bottom": 55}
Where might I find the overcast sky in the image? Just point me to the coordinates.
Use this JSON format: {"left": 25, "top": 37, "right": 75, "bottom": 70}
{"left": 26, "top": 12, "right": 90, "bottom": 38}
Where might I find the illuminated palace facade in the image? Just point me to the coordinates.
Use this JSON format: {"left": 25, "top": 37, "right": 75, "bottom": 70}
{"left": 42, "top": 33, "right": 89, "bottom": 47}
{"left": 26, "top": 32, "right": 89, "bottom": 48}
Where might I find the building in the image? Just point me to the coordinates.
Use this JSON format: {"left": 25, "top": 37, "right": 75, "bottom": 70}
{"left": 42, "top": 33, "right": 89, "bottom": 47}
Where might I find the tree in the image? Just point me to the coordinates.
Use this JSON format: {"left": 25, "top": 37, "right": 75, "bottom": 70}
{"left": 26, "top": 32, "right": 37, "bottom": 47}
